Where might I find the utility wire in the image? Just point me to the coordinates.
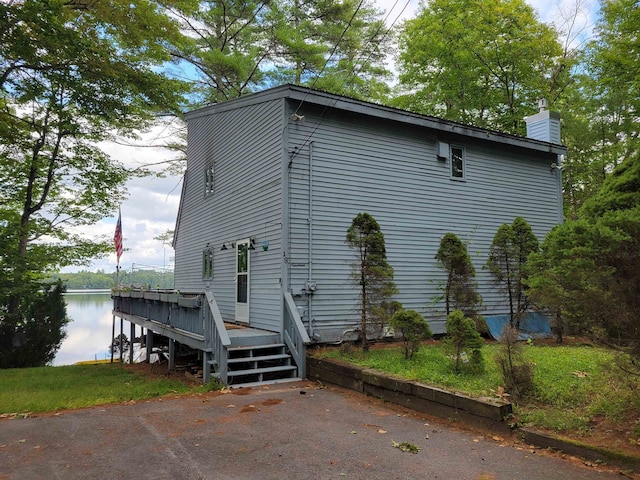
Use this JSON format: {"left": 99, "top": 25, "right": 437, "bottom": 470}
{"left": 290, "top": 0, "right": 367, "bottom": 118}
{"left": 289, "top": 0, "right": 412, "bottom": 160}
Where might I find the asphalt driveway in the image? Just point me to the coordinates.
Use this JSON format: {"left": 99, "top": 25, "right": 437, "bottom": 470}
{"left": 0, "top": 381, "right": 625, "bottom": 479}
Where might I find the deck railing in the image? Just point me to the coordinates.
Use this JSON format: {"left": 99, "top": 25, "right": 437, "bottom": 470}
{"left": 283, "top": 290, "right": 311, "bottom": 377}
{"left": 204, "top": 291, "right": 231, "bottom": 384}
{"left": 112, "top": 290, "right": 204, "bottom": 337}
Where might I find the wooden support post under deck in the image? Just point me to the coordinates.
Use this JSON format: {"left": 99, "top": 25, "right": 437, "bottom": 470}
{"left": 203, "top": 353, "right": 210, "bottom": 384}
{"left": 110, "top": 315, "right": 115, "bottom": 364}
{"left": 129, "top": 322, "right": 135, "bottom": 364}
{"left": 119, "top": 317, "right": 124, "bottom": 363}
{"left": 146, "top": 329, "right": 153, "bottom": 363}
{"left": 168, "top": 338, "right": 175, "bottom": 372}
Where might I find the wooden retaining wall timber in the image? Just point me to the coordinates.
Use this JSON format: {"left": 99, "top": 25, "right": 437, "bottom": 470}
{"left": 307, "top": 357, "right": 512, "bottom": 433}
{"left": 307, "top": 356, "right": 640, "bottom": 472}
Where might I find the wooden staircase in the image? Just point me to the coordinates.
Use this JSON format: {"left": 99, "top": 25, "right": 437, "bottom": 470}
{"left": 209, "top": 325, "right": 300, "bottom": 388}
{"left": 227, "top": 343, "right": 297, "bottom": 386}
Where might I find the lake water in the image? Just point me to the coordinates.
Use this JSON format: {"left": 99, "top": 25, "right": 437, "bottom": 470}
{"left": 54, "top": 290, "right": 122, "bottom": 366}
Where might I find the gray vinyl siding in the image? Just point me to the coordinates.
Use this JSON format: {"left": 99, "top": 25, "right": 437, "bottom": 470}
{"left": 527, "top": 121, "right": 561, "bottom": 145}
{"left": 174, "top": 85, "right": 563, "bottom": 342}
{"left": 287, "top": 105, "right": 561, "bottom": 339}
{"left": 174, "top": 99, "right": 284, "bottom": 331}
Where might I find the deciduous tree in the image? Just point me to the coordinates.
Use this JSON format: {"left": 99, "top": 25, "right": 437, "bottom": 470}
{"left": 0, "top": 0, "right": 187, "bottom": 365}
{"left": 395, "top": 0, "right": 570, "bottom": 135}
{"left": 561, "top": 0, "right": 640, "bottom": 217}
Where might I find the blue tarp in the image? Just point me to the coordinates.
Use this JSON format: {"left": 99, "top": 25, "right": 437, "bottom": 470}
{"left": 485, "top": 312, "right": 553, "bottom": 341}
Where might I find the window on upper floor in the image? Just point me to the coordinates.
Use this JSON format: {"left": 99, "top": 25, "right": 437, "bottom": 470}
{"left": 205, "top": 164, "right": 215, "bottom": 196}
{"left": 202, "top": 248, "right": 214, "bottom": 279}
{"left": 450, "top": 146, "right": 465, "bottom": 180}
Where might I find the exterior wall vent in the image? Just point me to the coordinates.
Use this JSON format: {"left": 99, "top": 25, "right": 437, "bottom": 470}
{"left": 437, "top": 141, "right": 449, "bottom": 161}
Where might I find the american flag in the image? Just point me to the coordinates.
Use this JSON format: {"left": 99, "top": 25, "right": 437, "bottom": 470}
{"left": 114, "top": 208, "right": 123, "bottom": 264}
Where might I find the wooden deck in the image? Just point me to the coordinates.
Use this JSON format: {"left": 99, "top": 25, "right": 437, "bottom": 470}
{"left": 112, "top": 289, "right": 309, "bottom": 387}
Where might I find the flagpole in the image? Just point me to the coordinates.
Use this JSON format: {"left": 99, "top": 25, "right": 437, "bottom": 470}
{"left": 114, "top": 206, "right": 123, "bottom": 288}
{"left": 112, "top": 206, "right": 123, "bottom": 364}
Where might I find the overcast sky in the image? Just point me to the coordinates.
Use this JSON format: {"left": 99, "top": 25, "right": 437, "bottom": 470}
{"left": 73, "top": 0, "right": 597, "bottom": 274}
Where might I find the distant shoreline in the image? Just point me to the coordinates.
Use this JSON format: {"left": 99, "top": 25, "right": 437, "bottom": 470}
{"left": 64, "top": 289, "right": 112, "bottom": 294}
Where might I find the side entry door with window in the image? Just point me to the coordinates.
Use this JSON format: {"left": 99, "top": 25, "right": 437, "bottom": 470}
{"left": 235, "top": 239, "right": 250, "bottom": 323}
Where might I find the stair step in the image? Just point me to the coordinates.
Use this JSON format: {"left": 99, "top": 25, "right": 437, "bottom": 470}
{"left": 228, "top": 353, "right": 290, "bottom": 364}
{"left": 228, "top": 329, "right": 281, "bottom": 347}
{"left": 229, "top": 377, "right": 302, "bottom": 389}
{"left": 229, "top": 343, "right": 286, "bottom": 352}
{"left": 227, "top": 365, "right": 297, "bottom": 378}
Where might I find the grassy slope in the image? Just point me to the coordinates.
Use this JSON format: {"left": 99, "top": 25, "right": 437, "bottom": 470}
{"left": 317, "top": 342, "right": 639, "bottom": 435}
{"left": 0, "top": 364, "right": 201, "bottom": 414}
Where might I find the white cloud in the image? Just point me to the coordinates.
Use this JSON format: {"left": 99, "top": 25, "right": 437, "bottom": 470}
{"left": 63, "top": 120, "right": 184, "bottom": 274}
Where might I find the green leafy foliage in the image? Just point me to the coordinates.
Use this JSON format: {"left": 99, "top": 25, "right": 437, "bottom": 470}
{"left": 527, "top": 154, "right": 640, "bottom": 364}
{"left": 0, "top": 280, "right": 69, "bottom": 368}
{"left": 346, "top": 212, "right": 397, "bottom": 351}
{"left": 0, "top": 0, "right": 186, "bottom": 269}
{"left": 50, "top": 269, "right": 174, "bottom": 289}
{"left": 558, "top": 0, "right": 640, "bottom": 217}
{"left": 390, "top": 309, "right": 432, "bottom": 360}
{"left": 395, "top": 0, "right": 569, "bottom": 135}
{"left": 169, "top": 0, "right": 393, "bottom": 105}
{"left": 0, "top": 0, "right": 188, "bottom": 366}
{"left": 391, "top": 440, "right": 420, "bottom": 453}
{"left": 268, "top": 0, "right": 392, "bottom": 100}
{"left": 444, "top": 310, "right": 483, "bottom": 373}
{"left": 166, "top": 0, "right": 270, "bottom": 103}
{"left": 485, "top": 217, "right": 538, "bottom": 329}
{"left": 320, "top": 342, "right": 638, "bottom": 436}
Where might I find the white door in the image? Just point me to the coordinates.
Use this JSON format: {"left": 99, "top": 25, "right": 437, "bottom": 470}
{"left": 235, "top": 239, "right": 250, "bottom": 323}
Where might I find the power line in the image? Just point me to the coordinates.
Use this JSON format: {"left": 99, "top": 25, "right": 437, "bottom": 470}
{"left": 290, "top": 0, "right": 367, "bottom": 118}
{"left": 289, "top": 0, "right": 412, "bottom": 160}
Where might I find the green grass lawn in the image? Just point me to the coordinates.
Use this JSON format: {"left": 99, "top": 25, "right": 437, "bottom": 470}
{"left": 315, "top": 341, "right": 640, "bottom": 436}
{"left": 0, "top": 363, "right": 204, "bottom": 414}
{"left": 3, "top": 343, "right": 638, "bottom": 444}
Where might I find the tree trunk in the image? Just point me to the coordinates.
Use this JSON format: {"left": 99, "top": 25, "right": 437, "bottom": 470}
{"left": 361, "top": 268, "right": 368, "bottom": 352}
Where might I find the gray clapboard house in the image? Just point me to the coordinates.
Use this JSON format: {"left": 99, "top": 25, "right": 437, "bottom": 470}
{"left": 112, "top": 85, "right": 565, "bottom": 386}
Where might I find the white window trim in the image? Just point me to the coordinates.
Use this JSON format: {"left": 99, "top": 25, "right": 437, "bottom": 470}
{"left": 205, "top": 164, "right": 215, "bottom": 196}
{"left": 202, "top": 248, "right": 214, "bottom": 279}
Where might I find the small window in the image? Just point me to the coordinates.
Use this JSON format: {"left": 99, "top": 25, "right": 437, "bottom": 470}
{"left": 450, "top": 146, "right": 465, "bottom": 180}
{"left": 203, "top": 248, "right": 214, "bottom": 279}
{"left": 205, "top": 164, "right": 215, "bottom": 196}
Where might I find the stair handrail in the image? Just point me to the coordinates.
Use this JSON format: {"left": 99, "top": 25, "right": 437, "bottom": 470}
{"left": 283, "top": 290, "right": 311, "bottom": 377}
{"left": 205, "top": 291, "right": 230, "bottom": 384}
